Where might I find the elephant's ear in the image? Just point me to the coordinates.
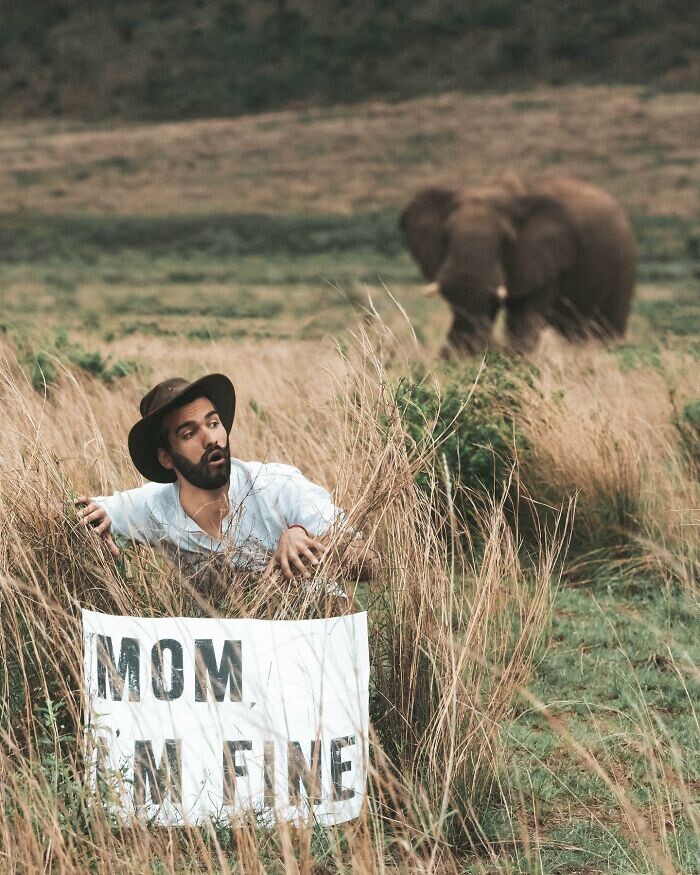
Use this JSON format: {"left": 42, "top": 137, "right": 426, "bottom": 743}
{"left": 504, "top": 195, "right": 578, "bottom": 297}
{"left": 400, "top": 187, "right": 459, "bottom": 281}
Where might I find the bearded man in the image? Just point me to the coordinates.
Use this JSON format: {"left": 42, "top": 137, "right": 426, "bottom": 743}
{"left": 76, "top": 374, "right": 375, "bottom": 588}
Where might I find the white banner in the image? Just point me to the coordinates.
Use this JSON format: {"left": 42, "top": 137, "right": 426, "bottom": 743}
{"left": 82, "top": 609, "right": 369, "bottom": 826}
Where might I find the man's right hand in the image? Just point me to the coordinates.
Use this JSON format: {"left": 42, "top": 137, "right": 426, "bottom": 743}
{"left": 263, "top": 525, "right": 325, "bottom": 581}
{"left": 74, "top": 497, "right": 121, "bottom": 557}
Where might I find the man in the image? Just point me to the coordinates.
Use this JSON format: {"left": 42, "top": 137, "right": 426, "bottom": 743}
{"left": 76, "top": 374, "right": 373, "bottom": 587}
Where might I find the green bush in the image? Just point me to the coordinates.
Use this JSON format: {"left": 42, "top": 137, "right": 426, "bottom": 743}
{"left": 675, "top": 398, "right": 700, "bottom": 474}
{"left": 22, "top": 329, "right": 138, "bottom": 391}
{"left": 549, "top": 25, "right": 608, "bottom": 63}
{"left": 2, "top": 0, "right": 700, "bottom": 120}
{"left": 498, "top": 34, "right": 534, "bottom": 72}
{"left": 687, "top": 225, "right": 700, "bottom": 261}
{"left": 394, "top": 354, "right": 531, "bottom": 523}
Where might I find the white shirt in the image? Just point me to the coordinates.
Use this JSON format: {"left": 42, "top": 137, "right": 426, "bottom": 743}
{"left": 94, "top": 458, "right": 344, "bottom": 573}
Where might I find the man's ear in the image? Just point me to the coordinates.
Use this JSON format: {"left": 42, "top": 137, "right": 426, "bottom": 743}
{"left": 157, "top": 446, "right": 174, "bottom": 471}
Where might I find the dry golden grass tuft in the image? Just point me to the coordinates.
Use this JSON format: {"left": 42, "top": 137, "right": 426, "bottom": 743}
{"left": 520, "top": 334, "right": 699, "bottom": 578}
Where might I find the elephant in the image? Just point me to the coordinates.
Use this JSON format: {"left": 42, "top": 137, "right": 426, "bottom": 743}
{"left": 399, "top": 175, "right": 637, "bottom": 355}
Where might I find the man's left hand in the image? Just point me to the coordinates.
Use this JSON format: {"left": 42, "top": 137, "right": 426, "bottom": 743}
{"left": 264, "top": 526, "right": 325, "bottom": 581}
{"left": 341, "top": 535, "right": 381, "bottom": 581}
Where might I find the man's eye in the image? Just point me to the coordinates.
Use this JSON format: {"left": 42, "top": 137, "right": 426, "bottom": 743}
{"left": 182, "top": 432, "right": 193, "bottom": 440}
{"left": 209, "top": 420, "right": 221, "bottom": 428}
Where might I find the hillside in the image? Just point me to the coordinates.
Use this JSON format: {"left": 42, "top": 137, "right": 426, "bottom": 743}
{"left": 1, "top": 86, "right": 698, "bottom": 220}
{"left": 1, "top": 0, "right": 699, "bottom": 121}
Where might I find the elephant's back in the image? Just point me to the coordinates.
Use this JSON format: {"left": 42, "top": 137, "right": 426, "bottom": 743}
{"left": 532, "top": 177, "right": 629, "bottom": 227}
{"left": 534, "top": 176, "right": 635, "bottom": 262}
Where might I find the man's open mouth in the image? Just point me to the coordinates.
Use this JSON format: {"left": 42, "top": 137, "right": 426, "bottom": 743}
{"left": 207, "top": 448, "right": 226, "bottom": 465}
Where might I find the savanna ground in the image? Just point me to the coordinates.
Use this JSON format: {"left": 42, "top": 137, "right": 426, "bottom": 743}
{"left": 0, "top": 85, "right": 698, "bottom": 873}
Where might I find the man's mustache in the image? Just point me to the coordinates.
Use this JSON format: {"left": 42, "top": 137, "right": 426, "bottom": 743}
{"left": 200, "top": 444, "right": 229, "bottom": 465}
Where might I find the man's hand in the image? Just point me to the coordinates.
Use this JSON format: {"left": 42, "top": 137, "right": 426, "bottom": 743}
{"left": 341, "top": 535, "right": 381, "bottom": 581}
{"left": 264, "top": 526, "right": 325, "bottom": 581}
{"left": 74, "top": 497, "right": 121, "bottom": 558}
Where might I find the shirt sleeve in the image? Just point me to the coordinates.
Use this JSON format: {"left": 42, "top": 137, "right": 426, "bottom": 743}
{"left": 272, "top": 465, "right": 345, "bottom": 537}
{"left": 93, "top": 482, "right": 164, "bottom": 543}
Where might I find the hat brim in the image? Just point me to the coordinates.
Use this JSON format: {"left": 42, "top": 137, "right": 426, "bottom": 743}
{"left": 128, "top": 373, "right": 236, "bottom": 483}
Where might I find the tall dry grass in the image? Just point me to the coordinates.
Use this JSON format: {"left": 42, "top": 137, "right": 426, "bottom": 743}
{"left": 519, "top": 335, "right": 699, "bottom": 583}
{"left": 0, "top": 326, "right": 696, "bottom": 872}
{"left": 0, "top": 330, "right": 569, "bottom": 873}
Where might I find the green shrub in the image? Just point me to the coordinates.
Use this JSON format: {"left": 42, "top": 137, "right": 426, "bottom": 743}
{"left": 550, "top": 27, "right": 608, "bottom": 63}
{"left": 498, "top": 34, "right": 534, "bottom": 72}
{"left": 21, "top": 329, "right": 138, "bottom": 391}
{"left": 394, "top": 354, "right": 531, "bottom": 524}
{"left": 687, "top": 225, "right": 700, "bottom": 261}
{"left": 636, "top": 297, "right": 700, "bottom": 336}
{"left": 675, "top": 398, "right": 700, "bottom": 474}
{"left": 613, "top": 342, "right": 663, "bottom": 372}
{"left": 30, "top": 350, "right": 59, "bottom": 391}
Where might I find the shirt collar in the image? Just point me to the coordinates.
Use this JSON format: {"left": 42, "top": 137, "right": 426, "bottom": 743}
{"left": 171, "top": 466, "right": 242, "bottom": 544}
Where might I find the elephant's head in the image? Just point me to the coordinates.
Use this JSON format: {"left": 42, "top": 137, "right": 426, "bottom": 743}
{"left": 400, "top": 183, "right": 578, "bottom": 354}
{"left": 399, "top": 187, "right": 459, "bottom": 282}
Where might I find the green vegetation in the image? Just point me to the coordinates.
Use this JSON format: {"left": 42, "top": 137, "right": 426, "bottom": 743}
{"left": 497, "top": 574, "right": 699, "bottom": 874}
{"left": 0, "top": 211, "right": 696, "bottom": 267}
{"left": 635, "top": 291, "right": 700, "bottom": 337}
{"left": 675, "top": 398, "right": 700, "bottom": 474}
{"left": 1, "top": 1, "right": 698, "bottom": 120}
{"left": 14, "top": 328, "right": 138, "bottom": 391}
{"left": 394, "top": 356, "right": 530, "bottom": 522}
{"left": 0, "top": 212, "right": 402, "bottom": 262}
{"left": 0, "top": 211, "right": 696, "bottom": 346}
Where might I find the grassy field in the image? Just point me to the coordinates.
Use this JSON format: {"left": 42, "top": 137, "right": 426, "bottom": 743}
{"left": 0, "top": 86, "right": 698, "bottom": 873}
{"left": 1, "top": 86, "right": 699, "bottom": 216}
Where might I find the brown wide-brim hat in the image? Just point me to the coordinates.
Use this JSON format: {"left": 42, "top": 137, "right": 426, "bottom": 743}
{"left": 128, "top": 374, "right": 236, "bottom": 483}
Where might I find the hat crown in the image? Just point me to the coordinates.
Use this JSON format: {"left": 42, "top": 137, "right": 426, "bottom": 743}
{"left": 139, "top": 377, "right": 189, "bottom": 417}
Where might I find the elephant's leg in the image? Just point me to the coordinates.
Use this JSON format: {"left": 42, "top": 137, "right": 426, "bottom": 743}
{"left": 506, "top": 306, "right": 540, "bottom": 354}
{"left": 505, "top": 286, "right": 555, "bottom": 353}
{"left": 506, "top": 282, "right": 581, "bottom": 355}
{"left": 442, "top": 304, "right": 498, "bottom": 358}
{"left": 595, "top": 264, "right": 636, "bottom": 338}
{"left": 549, "top": 303, "right": 588, "bottom": 340}
{"left": 549, "top": 293, "right": 598, "bottom": 341}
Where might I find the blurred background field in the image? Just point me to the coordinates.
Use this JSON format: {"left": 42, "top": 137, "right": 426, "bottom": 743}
{"left": 0, "top": 86, "right": 698, "bottom": 352}
{"left": 0, "top": 4, "right": 698, "bottom": 874}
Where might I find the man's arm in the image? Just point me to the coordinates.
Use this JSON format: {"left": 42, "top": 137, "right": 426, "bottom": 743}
{"left": 336, "top": 531, "right": 381, "bottom": 582}
{"left": 74, "top": 482, "right": 163, "bottom": 557}
{"left": 275, "top": 466, "right": 344, "bottom": 537}
{"left": 265, "top": 465, "right": 379, "bottom": 581}
{"left": 75, "top": 496, "right": 121, "bottom": 557}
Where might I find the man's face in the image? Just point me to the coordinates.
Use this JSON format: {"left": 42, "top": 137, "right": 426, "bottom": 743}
{"left": 158, "top": 396, "right": 231, "bottom": 490}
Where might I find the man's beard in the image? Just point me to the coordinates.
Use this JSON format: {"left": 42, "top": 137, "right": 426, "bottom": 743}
{"left": 169, "top": 440, "right": 231, "bottom": 490}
